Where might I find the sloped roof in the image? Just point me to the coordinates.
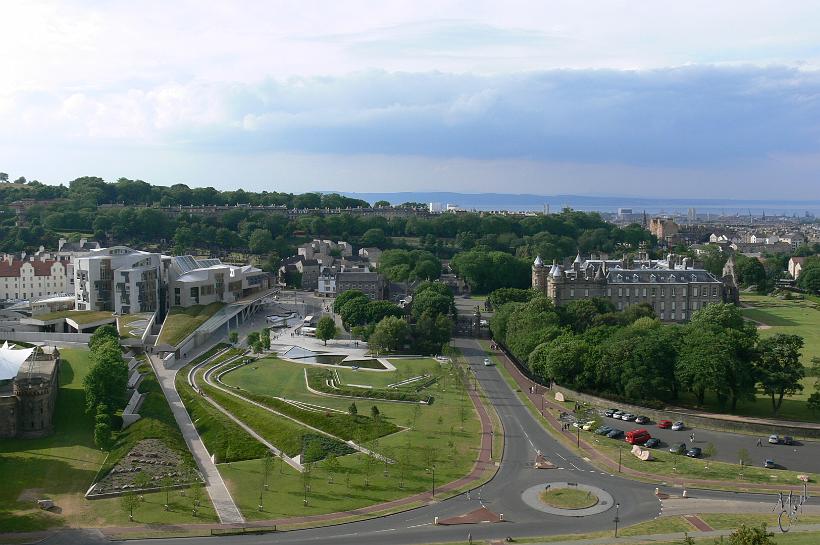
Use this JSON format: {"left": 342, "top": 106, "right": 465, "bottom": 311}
{"left": 0, "top": 341, "right": 35, "bottom": 381}
{"left": 0, "top": 259, "right": 64, "bottom": 277}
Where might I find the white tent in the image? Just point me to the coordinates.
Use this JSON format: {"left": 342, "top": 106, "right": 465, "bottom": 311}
{"left": 0, "top": 341, "right": 35, "bottom": 381}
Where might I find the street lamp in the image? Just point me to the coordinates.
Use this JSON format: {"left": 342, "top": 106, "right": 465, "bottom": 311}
{"left": 618, "top": 446, "right": 622, "bottom": 473}
{"left": 576, "top": 424, "right": 580, "bottom": 448}
{"left": 426, "top": 466, "right": 436, "bottom": 498}
{"left": 614, "top": 502, "right": 620, "bottom": 537}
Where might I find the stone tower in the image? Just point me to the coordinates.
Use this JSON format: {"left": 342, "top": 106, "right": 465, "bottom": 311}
{"left": 532, "top": 255, "right": 547, "bottom": 294}
{"left": 721, "top": 254, "right": 740, "bottom": 305}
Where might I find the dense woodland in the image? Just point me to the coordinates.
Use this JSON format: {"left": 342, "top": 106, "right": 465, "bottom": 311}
{"left": 490, "top": 292, "right": 811, "bottom": 415}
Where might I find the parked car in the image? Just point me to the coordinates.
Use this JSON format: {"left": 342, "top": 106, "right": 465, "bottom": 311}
{"left": 643, "top": 438, "right": 661, "bottom": 448}
{"left": 483, "top": 358, "right": 492, "bottom": 366}
{"left": 671, "top": 421, "right": 685, "bottom": 431}
{"left": 612, "top": 410, "right": 624, "bottom": 419}
{"left": 595, "top": 426, "right": 612, "bottom": 435}
{"left": 604, "top": 408, "right": 619, "bottom": 417}
{"left": 582, "top": 420, "right": 597, "bottom": 431}
{"left": 768, "top": 434, "right": 780, "bottom": 444}
{"left": 658, "top": 420, "right": 673, "bottom": 429}
{"left": 764, "top": 459, "right": 776, "bottom": 469}
{"left": 783, "top": 436, "right": 794, "bottom": 445}
{"left": 607, "top": 428, "right": 625, "bottom": 439}
{"left": 669, "top": 443, "right": 687, "bottom": 454}
{"left": 625, "top": 429, "right": 652, "bottom": 445}
{"left": 686, "top": 447, "right": 702, "bottom": 458}
{"left": 622, "top": 413, "right": 637, "bottom": 421}
{"left": 635, "top": 415, "right": 650, "bottom": 424}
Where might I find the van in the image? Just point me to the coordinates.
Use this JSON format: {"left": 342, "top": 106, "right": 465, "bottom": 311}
{"left": 625, "top": 428, "right": 651, "bottom": 445}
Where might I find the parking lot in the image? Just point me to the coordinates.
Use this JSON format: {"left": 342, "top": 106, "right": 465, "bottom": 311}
{"left": 560, "top": 406, "right": 820, "bottom": 473}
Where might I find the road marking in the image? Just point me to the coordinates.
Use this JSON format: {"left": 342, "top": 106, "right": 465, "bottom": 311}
{"left": 570, "top": 462, "right": 582, "bottom": 470}
{"left": 406, "top": 523, "right": 431, "bottom": 529}
{"left": 555, "top": 452, "right": 567, "bottom": 461}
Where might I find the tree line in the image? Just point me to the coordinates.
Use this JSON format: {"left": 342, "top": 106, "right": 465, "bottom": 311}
{"left": 491, "top": 294, "right": 807, "bottom": 415}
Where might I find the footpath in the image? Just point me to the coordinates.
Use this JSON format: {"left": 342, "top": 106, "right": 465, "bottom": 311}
{"left": 489, "top": 342, "right": 819, "bottom": 495}
{"left": 88, "top": 337, "right": 499, "bottom": 538}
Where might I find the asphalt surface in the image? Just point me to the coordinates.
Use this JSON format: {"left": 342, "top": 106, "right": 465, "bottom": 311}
{"left": 51, "top": 337, "right": 789, "bottom": 545}
{"left": 591, "top": 413, "right": 819, "bottom": 473}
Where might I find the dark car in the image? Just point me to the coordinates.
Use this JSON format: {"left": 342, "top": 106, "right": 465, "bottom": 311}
{"left": 607, "top": 428, "right": 624, "bottom": 439}
{"left": 764, "top": 459, "right": 776, "bottom": 469}
{"left": 669, "top": 443, "right": 687, "bottom": 454}
{"left": 595, "top": 426, "right": 612, "bottom": 435}
{"left": 686, "top": 447, "right": 702, "bottom": 458}
{"left": 658, "top": 419, "right": 673, "bottom": 429}
{"left": 604, "top": 408, "right": 619, "bottom": 417}
{"left": 783, "top": 436, "right": 795, "bottom": 445}
{"left": 643, "top": 438, "right": 661, "bottom": 448}
{"left": 635, "top": 415, "right": 650, "bottom": 424}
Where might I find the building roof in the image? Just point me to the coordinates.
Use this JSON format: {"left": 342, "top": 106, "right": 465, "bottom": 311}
{"left": 0, "top": 342, "right": 35, "bottom": 381}
{"left": 606, "top": 269, "right": 720, "bottom": 284}
{"left": 0, "top": 259, "right": 64, "bottom": 277}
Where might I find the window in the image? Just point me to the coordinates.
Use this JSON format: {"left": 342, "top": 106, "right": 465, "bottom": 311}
{"left": 584, "top": 288, "right": 589, "bottom": 297}
{"left": 693, "top": 287, "right": 699, "bottom": 297}
{"left": 607, "top": 288, "right": 611, "bottom": 297}
{"left": 642, "top": 288, "right": 647, "bottom": 297}
{"left": 618, "top": 288, "right": 622, "bottom": 297}
{"left": 672, "top": 301, "right": 676, "bottom": 310}
{"left": 661, "top": 288, "right": 665, "bottom": 297}
{"left": 570, "top": 288, "right": 574, "bottom": 298}
{"left": 651, "top": 288, "right": 656, "bottom": 297}
{"left": 671, "top": 287, "right": 676, "bottom": 297}
{"left": 712, "top": 287, "right": 718, "bottom": 297}
{"left": 617, "top": 301, "right": 623, "bottom": 310}
{"left": 661, "top": 301, "right": 665, "bottom": 311}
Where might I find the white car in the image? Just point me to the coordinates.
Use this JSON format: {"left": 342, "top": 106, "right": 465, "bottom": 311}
{"left": 483, "top": 358, "right": 492, "bottom": 366}
{"left": 671, "top": 421, "right": 685, "bottom": 431}
{"left": 582, "top": 420, "right": 597, "bottom": 431}
{"left": 768, "top": 434, "right": 780, "bottom": 444}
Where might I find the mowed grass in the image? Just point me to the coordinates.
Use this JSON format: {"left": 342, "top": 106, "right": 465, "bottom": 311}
{"left": 539, "top": 488, "right": 598, "bottom": 509}
{"left": 219, "top": 356, "right": 482, "bottom": 519}
{"left": 34, "top": 310, "right": 114, "bottom": 324}
{"left": 175, "top": 346, "right": 269, "bottom": 463}
{"left": 158, "top": 303, "right": 224, "bottom": 346}
{"left": 0, "top": 349, "right": 217, "bottom": 532}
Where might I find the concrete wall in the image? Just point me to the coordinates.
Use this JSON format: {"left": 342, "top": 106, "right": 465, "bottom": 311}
{"left": 0, "top": 331, "right": 92, "bottom": 344}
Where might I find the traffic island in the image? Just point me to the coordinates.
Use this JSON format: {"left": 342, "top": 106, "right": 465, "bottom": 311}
{"left": 522, "top": 482, "right": 613, "bottom": 516}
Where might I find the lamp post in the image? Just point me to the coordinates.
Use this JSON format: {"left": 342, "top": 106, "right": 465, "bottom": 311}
{"left": 618, "top": 446, "right": 622, "bottom": 473}
{"left": 614, "top": 502, "right": 620, "bottom": 537}
{"left": 577, "top": 424, "right": 580, "bottom": 448}
{"left": 490, "top": 430, "right": 494, "bottom": 461}
{"left": 426, "top": 466, "right": 436, "bottom": 498}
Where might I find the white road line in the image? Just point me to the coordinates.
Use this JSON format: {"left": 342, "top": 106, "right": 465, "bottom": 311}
{"left": 570, "top": 462, "right": 582, "bottom": 470}
{"left": 555, "top": 452, "right": 567, "bottom": 461}
{"left": 406, "top": 523, "right": 431, "bottom": 529}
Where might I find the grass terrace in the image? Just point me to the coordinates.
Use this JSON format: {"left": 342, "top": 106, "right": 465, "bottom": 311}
{"left": 217, "top": 355, "right": 482, "bottom": 519}
{"left": 117, "top": 312, "right": 153, "bottom": 339}
{"left": 34, "top": 310, "right": 114, "bottom": 324}
{"left": 158, "top": 302, "right": 224, "bottom": 346}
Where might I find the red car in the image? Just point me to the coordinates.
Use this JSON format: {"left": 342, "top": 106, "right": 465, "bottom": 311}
{"left": 658, "top": 420, "right": 673, "bottom": 429}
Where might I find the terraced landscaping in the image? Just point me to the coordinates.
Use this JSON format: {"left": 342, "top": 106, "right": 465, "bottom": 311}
{"left": 212, "top": 355, "right": 483, "bottom": 519}
{"left": 158, "top": 303, "right": 224, "bottom": 346}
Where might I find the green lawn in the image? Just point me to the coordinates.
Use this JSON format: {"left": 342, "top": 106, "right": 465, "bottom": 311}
{"left": 158, "top": 303, "right": 224, "bottom": 346}
{"left": 539, "top": 488, "right": 598, "bottom": 509}
{"left": 117, "top": 313, "right": 153, "bottom": 339}
{"left": 174, "top": 347, "right": 269, "bottom": 463}
{"left": 0, "top": 349, "right": 217, "bottom": 532}
{"left": 741, "top": 293, "right": 820, "bottom": 365}
{"left": 34, "top": 310, "right": 114, "bottom": 324}
{"left": 218, "top": 356, "right": 482, "bottom": 519}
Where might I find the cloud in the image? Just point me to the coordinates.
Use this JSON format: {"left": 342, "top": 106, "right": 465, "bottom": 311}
{"left": 4, "top": 66, "right": 819, "bottom": 169}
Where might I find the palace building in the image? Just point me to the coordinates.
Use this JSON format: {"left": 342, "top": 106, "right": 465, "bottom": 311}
{"left": 532, "top": 249, "right": 738, "bottom": 322}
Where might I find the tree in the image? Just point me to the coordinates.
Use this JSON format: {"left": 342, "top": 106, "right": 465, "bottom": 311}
{"left": 348, "top": 401, "right": 358, "bottom": 416}
{"left": 333, "top": 289, "right": 367, "bottom": 314}
{"left": 724, "top": 524, "right": 775, "bottom": 545}
{"left": 260, "top": 329, "right": 271, "bottom": 351}
{"left": 368, "top": 316, "right": 409, "bottom": 354}
{"left": 360, "top": 228, "right": 387, "bottom": 247}
{"left": 324, "top": 452, "right": 339, "bottom": 483}
{"left": 84, "top": 338, "right": 129, "bottom": 413}
{"left": 89, "top": 324, "right": 119, "bottom": 350}
{"left": 120, "top": 490, "right": 140, "bottom": 521}
{"left": 739, "top": 258, "right": 767, "bottom": 291}
{"left": 373, "top": 200, "right": 391, "bottom": 208}
{"left": 798, "top": 265, "right": 820, "bottom": 294}
{"left": 94, "top": 422, "right": 113, "bottom": 450}
{"left": 0, "top": 172, "right": 8, "bottom": 182}
{"left": 189, "top": 482, "right": 204, "bottom": 516}
{"left": 370, "top": 405, "right": 380, "bottom": 420}
{"left": 160, "top": 474, "right": 175, "bottom": 510}
{"left": 315, "top": 316, "right": 337, "bottom": 346}
{"left": 228, "top": 330, "right": 238, "bottom": 345}
{"left": 248, "top": 228, "right": 275, "bottom": 254}
{"left": 756, "top": 334, "right": 805, "bottom": 414}
{"left": 134, "top": 471, "right": 151, "bottom": 494}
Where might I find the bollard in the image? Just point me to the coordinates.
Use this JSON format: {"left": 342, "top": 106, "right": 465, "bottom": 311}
{"left": 434, "top": 516, "right": 439, "bottom": 525}
{"left": 682, "top": 489, "right": 687, "bottom": 498}
{"left": 655, "top": 487, "right": 660, "bottom": 495}
{"left": 500, "top": 513, "right": 504, "bottom": 521}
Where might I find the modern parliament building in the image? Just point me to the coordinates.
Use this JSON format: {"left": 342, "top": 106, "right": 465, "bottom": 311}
{"left": 532, "top": 248, "right": 739, "bottom": 322}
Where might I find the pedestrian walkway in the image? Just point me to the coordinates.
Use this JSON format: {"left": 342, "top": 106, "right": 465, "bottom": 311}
{"left": 489, "top": 343, "right": 819, "bottom": 494}
{"left": 148, "top": 353, "right": 245, "bottom": 524}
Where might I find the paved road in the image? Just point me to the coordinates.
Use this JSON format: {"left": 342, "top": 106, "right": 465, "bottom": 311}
{"left": 593, "top": 412, "right": 820, "bottom": 473}
{"left": 107, "top": 338, "right": 664, "bottom": 545}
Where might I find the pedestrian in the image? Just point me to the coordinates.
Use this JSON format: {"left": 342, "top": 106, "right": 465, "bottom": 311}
{"left": 468, "top": 532, "right": 473, "bottom": 545}
{"left": 757, "top": 437, "right": 762, "bottom": 447}
{"left": 690, "top": 433, "right": 695, "bottom": 443}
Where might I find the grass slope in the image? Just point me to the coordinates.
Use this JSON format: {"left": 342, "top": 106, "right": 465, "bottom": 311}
{"left": 219, "top": 356, "right": 482, "bottom": 520}
{"left": 159, "top": 303, "right": 224, "bottom": 346}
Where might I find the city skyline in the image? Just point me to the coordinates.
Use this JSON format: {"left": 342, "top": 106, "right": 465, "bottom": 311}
{"left": 2, "top": 1, "right": 820, "bottom": 198}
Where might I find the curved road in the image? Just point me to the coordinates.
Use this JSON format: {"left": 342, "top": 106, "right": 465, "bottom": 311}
{"left": 110, "top": 338, "right": 779, "bottom": 545}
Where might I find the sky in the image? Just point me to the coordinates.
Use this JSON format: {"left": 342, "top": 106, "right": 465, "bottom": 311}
{"left": 2, "top": 1, "right": 820, "bottom": 199}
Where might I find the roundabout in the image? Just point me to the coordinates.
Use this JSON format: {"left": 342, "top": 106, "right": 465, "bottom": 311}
{"left": 522, "top": 482, "right": 615, "bottom": 517}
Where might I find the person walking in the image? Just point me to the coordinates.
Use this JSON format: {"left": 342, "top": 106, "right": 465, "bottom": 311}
{"left": 690, "top": 433, "right": 695, "bottom": 443}
{"left": 756, "top": 437, "right": 763, "bottom": 447}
